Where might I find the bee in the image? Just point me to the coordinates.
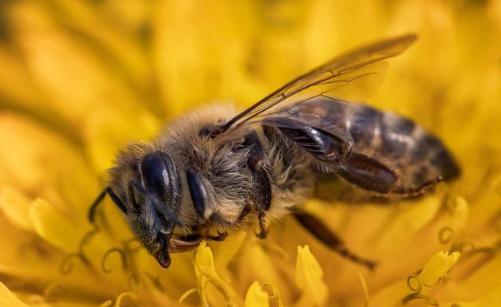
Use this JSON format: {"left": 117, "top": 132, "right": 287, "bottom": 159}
{"left": 89, "top": 34, "right": 460, "bottom": 269}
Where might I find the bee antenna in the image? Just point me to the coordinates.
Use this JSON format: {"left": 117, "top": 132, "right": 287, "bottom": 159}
{"left": 88, "top": 187, "right": 127, "bottom": 224}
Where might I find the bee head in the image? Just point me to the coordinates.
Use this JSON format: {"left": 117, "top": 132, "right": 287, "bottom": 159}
{"left": 126, "top": 151, "right": 182, "bottom": 268}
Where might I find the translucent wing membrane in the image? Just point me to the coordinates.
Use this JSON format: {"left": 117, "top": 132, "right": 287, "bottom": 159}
{"left": 220, "top": 34, "right": 417, "bottom": 133}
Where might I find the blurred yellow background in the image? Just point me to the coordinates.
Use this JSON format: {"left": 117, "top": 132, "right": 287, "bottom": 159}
{"left": 0, "top": 1, "right": 500, "bottom": 306}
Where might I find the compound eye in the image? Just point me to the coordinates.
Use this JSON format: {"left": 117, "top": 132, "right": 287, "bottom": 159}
{"left": 139, "top": 152, "right": 179, "bottom": 203}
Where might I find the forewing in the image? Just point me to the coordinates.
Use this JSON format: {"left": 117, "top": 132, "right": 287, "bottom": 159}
{"left": 220, "top": 34, "right": 417, "bottom": 133}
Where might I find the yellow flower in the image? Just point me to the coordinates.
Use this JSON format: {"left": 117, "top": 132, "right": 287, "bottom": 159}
{"left": 0, "top": 0, "right": 500, "bottom": 306}
{"left": 296, "top": 246, "right": 328, "bottom": 306}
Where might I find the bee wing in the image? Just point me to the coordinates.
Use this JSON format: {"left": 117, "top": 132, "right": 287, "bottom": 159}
{"left": 219, "top": 34, "right": 417, "bottom": 133}
{"left": 262, "top": 97, "right": 460, "bottom": 196}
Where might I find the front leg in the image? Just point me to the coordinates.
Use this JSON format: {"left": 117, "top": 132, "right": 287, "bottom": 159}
{"left": 169, "top": 234, "right": 203, "bottom": 253}
{"left": 244, "top": 131, "right": 272, "bottom": 239}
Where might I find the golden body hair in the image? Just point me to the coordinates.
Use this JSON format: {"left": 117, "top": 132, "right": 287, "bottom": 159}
{"left": 110, "top": 105, "right": 313, "bottom": 237}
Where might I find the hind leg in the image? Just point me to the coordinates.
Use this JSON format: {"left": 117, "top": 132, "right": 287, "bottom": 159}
{"left": 292, "top": 208, "right": 377, "bottom": 270}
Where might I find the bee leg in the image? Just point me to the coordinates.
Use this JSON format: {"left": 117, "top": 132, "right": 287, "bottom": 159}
{"left": 237, "top": 204, "right": 252, "bottom": 222}
{"left": 209, "top": 212, "right": 232, "bottom": 226}
{"left": 253, "top": 170, "right": 272, "bottom": 239}
{"left": 336, "top": 153, "right": 442, "bottom": 197}
{"left": 292, "top": 208, "right": 377, "bottom": 270}
{"left": 169, "top": 231, "right": 227, "bottom": 251}
{"left": 88, "top": 187, "right": 127, "bottom": 224}
{"left": 256, "top": 211, "right": 269, "bottom": 239}
{"left": 244, "top": 132, "right": 272, "bottom": 239}
{"left": 169, "top": 236, "right": 203, "bottom": 253}
{"left": 207, "top": 230, "right": 228, "bottom": 241}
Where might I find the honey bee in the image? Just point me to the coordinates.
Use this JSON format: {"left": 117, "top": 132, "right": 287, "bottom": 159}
{"left": 89, "top": 34, "right": 460, "bottom": 269}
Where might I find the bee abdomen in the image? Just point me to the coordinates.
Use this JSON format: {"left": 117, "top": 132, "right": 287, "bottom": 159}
{"left": 264, "top": 97, "right": 459, "bottom": 196}
{"left": 408, "top": 132, "right": 460, "bottom": 180}
{"left": 346, "top": 103, "right": 460, "bottom": 189}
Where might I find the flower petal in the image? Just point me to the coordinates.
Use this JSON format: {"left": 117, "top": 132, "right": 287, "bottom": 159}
{"left": 194, "top": 241, "right": 218, "bottom": 279}
{"left": 245, "top": 282, "right": 270, "bottom": 307}
{"left": 419, "top": 251, "right": 460, "bottom": 286}
{"left": 0, "top": 282, "right": 29, "bottom": 307}
{"left": 99, "top": 300, "right": 113, "bottom": 307}
{"left": 296, "top": 245, "right": 328, "bottom": 306}
{"left": 212, "top": 230, "right": 247, "bottom": 270}
{"left": 449, "top": 285, "right": 501, "bottom": 307}
{"left": 0, "top": 112, "right": 97, "bottom": 215}
{"left": 194, "top": 242, "right": 242, "bottom": 306}
{"left": 374, "top": 196, "right": 441, "bottom": 252}
{"left": 114, "top": 292, "right": 137, "bottom": 307}
{"left": 237, "top": 241, "right": 290, "bottom": 301}
{"left": 0, "top": 186, "right": 34, "bottom": 232}
{"left": 30, "top": 198, "right": 83, "bottom": 252}
{"left": 448, "top": 196, "right": 469, "bottom": 231}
